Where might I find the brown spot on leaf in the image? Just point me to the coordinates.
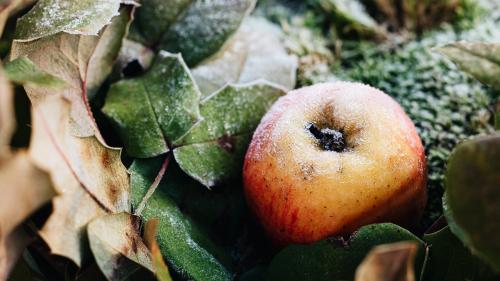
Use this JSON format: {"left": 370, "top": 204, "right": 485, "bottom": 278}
{"left": 217, "top": 134, "right": 236, "bottom": 153}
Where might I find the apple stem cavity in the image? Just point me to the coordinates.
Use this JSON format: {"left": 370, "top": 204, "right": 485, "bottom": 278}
{"left": 306, "top": 123, "right": 347, "bottom": 152}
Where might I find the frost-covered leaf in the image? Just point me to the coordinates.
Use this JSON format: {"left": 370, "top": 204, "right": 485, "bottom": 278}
{"left": 192, "top": 17, "right": 297, "bottom": 96}
{"left": 4, "top": 56, "right": 66, "bottom": 89}
{"left": 437, "top": 42, "right": 500, "bottom": 89}
{"left": 30, "top": 97, "right": 130, "bottom": 266}
{"left": 0, "top": 62, "right": 14, "bottom": 152}
{"left": 144, "top": 219, "right": 174, "bottom": 281}
{"left": 135, "top": 0, "right": 256, "bottom": 65}
{"left": 422, "top": 226, "right": 499, "bottom": 281}
{"left": 267, "top": 223, "right": 425, "bottom": 281}
{"left": 11, "top": 6, "right": 132, "bottom": 138}
{"left": 14, "top": 0, "right": 121, "bottom": 42}
{"left": 355, "top": 242, "right": 418, "bottom": 281}
{"left": 318, "top": 0, "right": 385, "bottom": 38}
{"left": 87, "top": 213, "right": 154, "bottom": 281}
{"left": 173, "top": 82, "right": 285, "bottom": 187}
{"left": 130, "top": 159, "right": 232, "bottom": 281}
{"left": 443, "top": 133, "right": 500, "bottom": 272}
{"left": 0, "top": 152, "right": 55, "bottom": 280}
{"left": 102, "top": 51, "right": 202, "bottom": 158}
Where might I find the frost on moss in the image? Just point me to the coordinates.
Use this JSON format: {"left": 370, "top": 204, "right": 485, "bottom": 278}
{"left": 338, "top": 13, "right": 500, "bottom": 227}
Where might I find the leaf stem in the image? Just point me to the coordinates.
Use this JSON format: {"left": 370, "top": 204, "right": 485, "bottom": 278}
{"left": 135, "top": 152, "right": 171, "bottom": 216}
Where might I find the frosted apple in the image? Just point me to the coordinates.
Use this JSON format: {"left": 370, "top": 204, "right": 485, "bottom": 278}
{"left": 243, "top": 82, "right": 427, "bottom": 245}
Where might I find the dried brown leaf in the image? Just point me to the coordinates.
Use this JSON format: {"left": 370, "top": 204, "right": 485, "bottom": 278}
{"left": 355, "top": 241, "right": 418, "bottom": 281}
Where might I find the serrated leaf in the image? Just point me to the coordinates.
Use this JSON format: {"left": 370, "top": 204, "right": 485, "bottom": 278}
{"left": 14, "top": 0, "right": 121, "bottom": 42}
{"left": 11, "top": 6, "right": 132, "bottom": 138}
{"left": 102, "top": 51, "right": 202, "bottom": 158}
{"left": 144, "top": 219, "right": 174, "bottom": 281}
{"left": 87, "top": 213, "right": 154, "bottom": 281}
{"left": 266, "top": 223, "right": 425, "bottom": 281}
{"left": 437, "top": 42, "right": 500, "bottom": 89}
{"left": 4, "top": 56, "right": 66, "bottom": 89}
{"left": 130, "top": 159, "right": 232, "bottom": 281}
{"left": 173, "top": 82, "right": 285, "bottom": 187}
{"left": 192, "top": 17, "right": 297, "bottom": 96}
{"left": 318, "top": 0, "right": 385, "bottom": 38}
{"left": 9, "top": 7, "right": 133, "bottom": 266}
{"left": 443, "top": 133, "right": 500, "bottom": 272}
{"left": 134, "top": 0, "right": 256, "bottom": 65}
{"left": 355, "top": 242, "right": 418, "bottom": 281}
{"left": 422, "top": 226, "right": 498, "bottom": 281}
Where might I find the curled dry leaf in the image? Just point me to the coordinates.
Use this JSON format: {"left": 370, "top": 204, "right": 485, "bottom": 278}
{"left": 14, "top": 0, "right": 121, "bottom": 42}
{"left": 355, "top": 242, "right": 418, "bottom": 281}
{"left": 192, "top": 17, "right": 298, "bottom": 96}
{"left": 87, "top": 213, "right": 153, "bottom": 281}
{"left": 9, "top": 7, "right": 132, "bottom": 266}
{"left": 144, "top": 219, "right": 174, "bottom": 281}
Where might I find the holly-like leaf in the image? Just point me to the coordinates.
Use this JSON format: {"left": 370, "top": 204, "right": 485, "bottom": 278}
{"left": 317, "top": 0, "right": 385, "bottom": 38}
{"left": 355, "top": 242, "right": 418, "bottom": 281}
{"left": 173, "top": 81, "right": 285, "bottom": 187}
{"left": 87, "top": 213, "right": 154, "bottom": 281}
{"left": 422, "top": 226, "right": 498, "bottom": 281}
{"left": 266, "top": 223, "right": 425, "bottom": 281}
{"left": 443, "top": 133, "right": 500, "bottom": 272}
{"left": 29, "top": 97, "right": 130, "bottom": 266}
{"left": 144, "top": 219, "right": 174, "bottom": 281}
{"left": 0, "top": 152, "right": 55, "bottom": 280}
{"left": 104, "top": 50, "right": 285, "bottom": 187}
{"left": 437, "top": 42, "right": 500, "bottom": 89}
{"left": 11, "top": 6, "right": 132, "bottom": 138}
{"left": 9, "top": 7, "right": 133, "bottom": 266}
{"left": 14, "top": 0, "right": 121, "bottom": 42}
{"left": 134, "top": 0, "right": 256, "bottom": 65}
{"left": 4, "top": 56, "right": 66, "bottom": 89}
{"left": 102, "top": 51, "right": 202, "bottom": 158}
{"left": 130, "top": 158, "right": 232, "bottom": 281}
{"left": 192, "top": 17, "right": 297, "bottom": 96}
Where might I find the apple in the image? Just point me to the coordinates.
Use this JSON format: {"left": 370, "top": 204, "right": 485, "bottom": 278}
{"left": 243, "top": 82, "right": 427, "bottom": 245}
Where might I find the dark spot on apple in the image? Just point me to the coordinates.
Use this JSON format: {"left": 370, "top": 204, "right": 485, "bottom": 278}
{"left": 306, "top": 123, "right": 348, "bottom": 152}
{"left": 217, "top": 134, "right": 235, "bottom": 153}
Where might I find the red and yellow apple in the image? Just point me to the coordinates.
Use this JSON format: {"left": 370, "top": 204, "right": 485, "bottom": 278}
{"left": 243, "top": 82, "right": 427, "bottom": 245}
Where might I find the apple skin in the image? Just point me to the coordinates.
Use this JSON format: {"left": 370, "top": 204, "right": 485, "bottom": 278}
{"left": 243, "top": 82, "right": 427, "bottom": 245}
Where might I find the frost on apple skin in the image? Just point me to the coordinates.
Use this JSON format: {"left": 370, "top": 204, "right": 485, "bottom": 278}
{"left": 244, "top": 82, "right": 427, "bottom": 244}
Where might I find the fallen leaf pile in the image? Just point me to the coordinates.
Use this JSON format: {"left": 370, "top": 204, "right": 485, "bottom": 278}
{"left": 0, "top": 0, "right": 499, "bottom": 280}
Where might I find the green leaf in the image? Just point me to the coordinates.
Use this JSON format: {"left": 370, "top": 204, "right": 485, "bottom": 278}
{"left": 130, "top": 159, "right": 232, "bottom": 281}
{"left": 87, "top": 213, "right": 154, "bottom": 281}
{"left": 437, "top": 42, "right": 500, "bottom": 89}
{"left": 0, "top": 0, "right": 35, "bottom": 37}
{"left": 266, "top": 223, "right": 424, "bottom": 281}
{"left": 134, "top": 0, "right": 256, "bottom": 65}
{"left": 102, "top": 51, "right": 202, "bottom": 158}
{"left": 173, "top": 82, "right": 285, "bottom": 187}
{"left": 192, "top": 17, "right": 297, "bottom": 96}
{"left": 144, "top": 219, "right": 174, "bottom": 281}
{"left": 422, "top": 226, "right": 499, "bottom": 281}
{"left": 14, "top": 0, "right": 121, "bottom": 42}
{"left": 4, "top": 56, "right": 66, "bottom": 89}
{"left": 317, "top": 0, "right": 385, "bottom": 38}
{"left": 443, "top": 133, "right": 500, "bottom": 272}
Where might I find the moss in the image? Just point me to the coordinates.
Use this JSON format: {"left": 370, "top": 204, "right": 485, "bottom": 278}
{"left": 337, "top": 12, "right": 500, "bottom": 229}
